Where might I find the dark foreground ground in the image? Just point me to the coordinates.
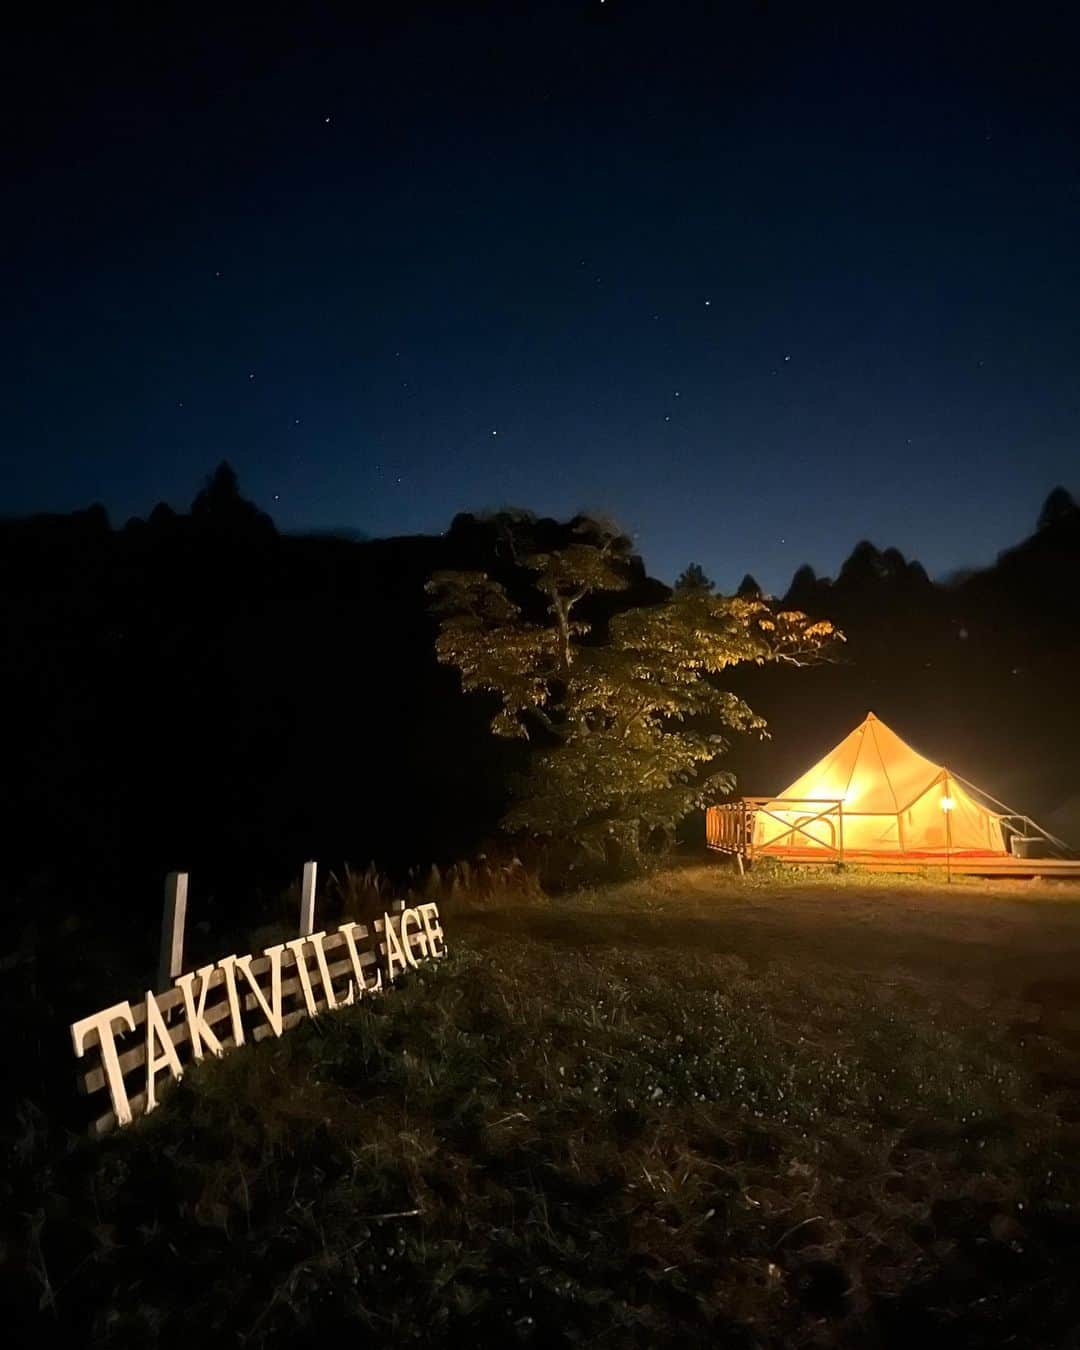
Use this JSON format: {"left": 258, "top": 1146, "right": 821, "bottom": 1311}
{"left": 7, "top": 863, "right": 1080, "bottom": 1347}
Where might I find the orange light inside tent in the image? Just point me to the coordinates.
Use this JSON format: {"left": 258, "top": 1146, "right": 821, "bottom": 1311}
{"left": 746, "top": 714, "right": 1008, "bottom": 858}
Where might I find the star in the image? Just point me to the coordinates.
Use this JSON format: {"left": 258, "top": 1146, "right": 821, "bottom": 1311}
{"left": 248, "top": 372, "right": 255, "bottom": 380}
{"left": 324, "top": 116, "right": 331, "bottom": 124}
{"left": 491, "top": 429, "right": 498, "bottom": 436}
{"left": 704, "top": 299, "right": 711, "bottom": 307}
{"left": 784, "top": 354, "right": 791, "bottom": 361}
{"left": 273, "top": 493, "right": 280, "bottom": 501}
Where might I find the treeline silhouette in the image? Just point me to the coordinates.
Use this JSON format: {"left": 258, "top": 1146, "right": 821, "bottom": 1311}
{"left": 0, "top": 468, "right": 668, "bottom": 928}
{"left": 2, "top": 468, "right": 1078, "bottom": 927}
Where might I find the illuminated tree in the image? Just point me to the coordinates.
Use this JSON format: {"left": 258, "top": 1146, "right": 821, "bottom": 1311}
{"left": 428, "top": 521, "right": 840, "bottom": 872}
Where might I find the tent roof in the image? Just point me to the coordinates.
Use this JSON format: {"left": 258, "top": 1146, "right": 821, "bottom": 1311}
{"left": 773, "top": 712, "right": 950, "bottom": 815}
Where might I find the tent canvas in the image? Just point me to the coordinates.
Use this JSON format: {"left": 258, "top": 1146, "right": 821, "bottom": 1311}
{"left": 753, "top": 713, "right": 1006, "bottom": 856}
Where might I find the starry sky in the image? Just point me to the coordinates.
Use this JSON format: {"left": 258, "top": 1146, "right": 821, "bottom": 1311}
{"left": 4, "top": 2, "right": 1079, "bottom": 593}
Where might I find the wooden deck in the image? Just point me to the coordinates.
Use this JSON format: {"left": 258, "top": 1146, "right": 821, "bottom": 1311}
{"left": 705, "top": 802, "right": 1080, "bottom": 878}
{"left": 750, "top": 849, "right": 1080, "bottom": 878}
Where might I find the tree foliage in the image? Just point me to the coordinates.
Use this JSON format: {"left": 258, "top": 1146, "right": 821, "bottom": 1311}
{"left": 428, "top": 522, "right": 840, "bottom": 871}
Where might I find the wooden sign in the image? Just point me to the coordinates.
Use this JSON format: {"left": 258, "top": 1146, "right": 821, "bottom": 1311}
{"left": 71, "top": 903, "right": 447, "bottom": 1136}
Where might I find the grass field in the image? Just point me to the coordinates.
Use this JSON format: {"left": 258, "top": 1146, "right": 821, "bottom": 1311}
{"left": 9, "top": 863, "right": 1080, "bottom": 1346}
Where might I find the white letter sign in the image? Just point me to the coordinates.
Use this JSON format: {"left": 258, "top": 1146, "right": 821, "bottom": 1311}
{"left": 71, "top": 905, "right": 448, "bottom": 1135}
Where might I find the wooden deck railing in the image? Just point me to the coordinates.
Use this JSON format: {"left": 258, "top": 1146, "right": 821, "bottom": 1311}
{"left": 706, "top": 798, "right": 846, "bottom": 860}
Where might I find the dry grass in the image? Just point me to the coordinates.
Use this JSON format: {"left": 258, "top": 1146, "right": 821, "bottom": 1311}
{"left": 6, "top": 863, "right": 1080, "bottom": 1346}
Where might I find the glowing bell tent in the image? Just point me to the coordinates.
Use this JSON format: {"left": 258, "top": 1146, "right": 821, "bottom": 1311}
{"left": 708, "top": 712, "right": 1008, "bottom": 861}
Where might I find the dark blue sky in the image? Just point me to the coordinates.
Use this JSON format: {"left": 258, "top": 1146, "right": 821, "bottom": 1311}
{"left": 4, "top": 2, "right": 1078, "bottom": 592}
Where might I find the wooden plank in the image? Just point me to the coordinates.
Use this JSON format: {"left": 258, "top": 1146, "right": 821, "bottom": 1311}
{"left": 82, "top": 1016, "right": 186, "bottom": 1096}
{"left": 80, "top": 939, "right": 378, "bottom": 1096}
{"left": 80, "top": 912, "right": 430, "bottom": 1134}
{"left": 242, "top": 932, "right": 351, "bottom": 981}
{"left": 90, "top": 1107, "right": 118, "bottom": 1138}
{"left": 252, "top": 1008, "right": 308, "bottom": 1043}
{"left": 765, "top": 852, "right": 1080, "bottom": 877}
{"left": 80, "top": 985, "right": 239, "bottom": 1096}
{"left": 78, "top": 986, "right": 184, "bottom": 1049}
{"left": 92, "top": 1088, "right": 147, "bottom": 1140}
{"left": 241, "top": 952, "right": 366, "bottom": 1013}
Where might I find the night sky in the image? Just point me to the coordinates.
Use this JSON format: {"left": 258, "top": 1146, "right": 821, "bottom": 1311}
{"left": 5, "top": 3, "right": 1079, "bottom": 593}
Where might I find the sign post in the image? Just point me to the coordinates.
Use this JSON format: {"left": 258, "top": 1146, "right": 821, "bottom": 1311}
{"left": 157, "top": 871, "right": 188, "bottom": 992}
{"left": 299, "top": 860, "right": 317, "bottom": 937}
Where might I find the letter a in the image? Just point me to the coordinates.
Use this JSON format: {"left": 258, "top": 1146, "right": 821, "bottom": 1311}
{"left": 175, "top": 965, "right": 224, "bottom": 1059}
{"left": 382, "top": 911, "right": 410, "bottom": 979}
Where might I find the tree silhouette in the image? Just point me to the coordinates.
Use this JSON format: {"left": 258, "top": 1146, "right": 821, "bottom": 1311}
{"left": 674, "top": 562, "right": 714, "bottom": 593}
{"left": 1037, "top": 486, "right": 1078, "bottom": 531}
{"left": 191, "top": 461, "right": 275, "bottom": 536}
{"left": 837, "top": 540, "right": 887, "bottom": 589}
{"left": 784, "top": 563, "right": 819, "bottom": 607}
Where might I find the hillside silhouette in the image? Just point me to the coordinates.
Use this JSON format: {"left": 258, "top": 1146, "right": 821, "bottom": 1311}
{"left": 1, "top": 472, "right": 1077, "bottom": 923}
